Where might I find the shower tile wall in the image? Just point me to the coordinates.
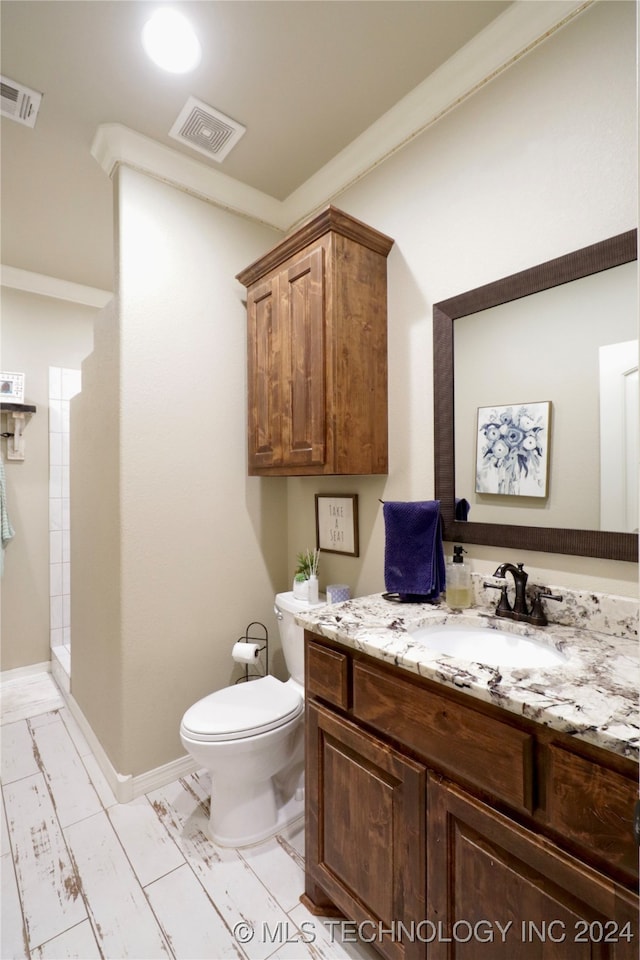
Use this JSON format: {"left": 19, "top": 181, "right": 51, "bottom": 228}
{"left": 49, "top": 367, "right": 81, "bottom": 675}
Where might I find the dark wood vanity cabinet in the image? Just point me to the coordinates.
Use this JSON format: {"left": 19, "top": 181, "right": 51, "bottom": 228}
{"left": 304, "top": 634, "right": 639, "bottom": 960}
{"left": 236, "top": 207, "right": 393, "bottom": 476}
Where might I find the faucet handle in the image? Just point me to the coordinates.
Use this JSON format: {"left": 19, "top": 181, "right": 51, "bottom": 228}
{"left": 529, "top": 590, "right": 563, "bottom": 626}
{"left": 483, "top": 576, "right": 508, "bottom": 589}
{"left": 483, "top": 577, "right": 512, "bottom": 616}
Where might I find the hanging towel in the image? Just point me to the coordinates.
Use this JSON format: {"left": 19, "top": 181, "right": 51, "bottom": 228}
{"left": 455, "top": 497, "right": 470, "bottom": 521}
{"left": 0, "top": 453, "right": 14, "bottom": 577}
{"left": 383, "top": 500, "right": 445, "bottom": 601}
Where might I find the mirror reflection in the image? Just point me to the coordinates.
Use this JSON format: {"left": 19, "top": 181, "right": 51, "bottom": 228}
{"left": 433, "top": 229, "right": 638, "bottom": 561}
{"left": 454, "top": 262, "right": 638, "bottom": 533}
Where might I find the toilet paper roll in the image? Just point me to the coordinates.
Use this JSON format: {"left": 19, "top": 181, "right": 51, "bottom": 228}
{"left": 232, "top": 641, "right": 260, "bottom": 664}
{"left": 326, "top": 584, "right": 351, "bottom": 603}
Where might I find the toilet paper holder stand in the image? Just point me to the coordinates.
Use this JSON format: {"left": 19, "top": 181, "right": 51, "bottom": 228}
{"left": 233, "top": 621, "right": 269, "bottom": 684}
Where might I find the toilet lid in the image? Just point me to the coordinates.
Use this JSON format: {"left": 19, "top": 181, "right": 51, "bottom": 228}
{"left": 180, "top": 675, "right": 303, "bottom": 742}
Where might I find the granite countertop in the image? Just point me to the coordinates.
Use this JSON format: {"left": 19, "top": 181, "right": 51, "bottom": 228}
{"left": 296, "top": 593, "right": 640, "bottom": 762}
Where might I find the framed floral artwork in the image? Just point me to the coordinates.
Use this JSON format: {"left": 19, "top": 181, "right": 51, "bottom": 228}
{"left": 0, "top": 372, "right": 25, "bottom": 404}
{"left": 476, "top": 401, "right": 550, "bottom": 497}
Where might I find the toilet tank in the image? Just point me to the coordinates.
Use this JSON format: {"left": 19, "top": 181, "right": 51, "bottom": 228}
{"left": 274, "top": 591, "right": 324, "bottom": 687}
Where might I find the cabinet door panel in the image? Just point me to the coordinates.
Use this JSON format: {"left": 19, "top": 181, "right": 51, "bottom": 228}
{"left": 332, "top": 233, "right": 389, "bottom": 474}
{"left": 281, "top": 247, "right": 326, "bottom": 466}
{"left": 428, "top": 774, "right": 638, "bottom": 960}
{"left": 247, "top": 277, "right": 281, "bottom": 468}
{"left": 545, "top": 744, "right": 638, "bottom": 882}
{"left": 323, "top": 737, "right": 396, "bottom": 921}
{"left": 306, "top": 702, "right": 426, "bottom": 960}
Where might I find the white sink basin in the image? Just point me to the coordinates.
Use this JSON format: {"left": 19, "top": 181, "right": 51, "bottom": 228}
{"left": 409, "top": 623, "right": 566, "bottom": 669}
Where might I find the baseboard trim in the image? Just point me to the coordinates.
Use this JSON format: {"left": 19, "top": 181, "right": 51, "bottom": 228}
{"left": 131, "top": 754, "right": 199, "bottom": 799}
{"left": 1, "top": 661, "right": 52, "bottom": 682}
{"left": 61, "top": 691, "right": 134, "bottom": 802}
{"left": 59, "top": 687, "right": 198, "bottom": 803}
{"left": 4, "top": 662, "right": 199, "bottom": 802}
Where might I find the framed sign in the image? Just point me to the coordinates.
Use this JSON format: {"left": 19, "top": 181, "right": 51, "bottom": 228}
{"left": 315, "top": 494, "right": 359, "bottom": 557}
{"left": 0, "top": 372, "right": 25, "bottom": 404}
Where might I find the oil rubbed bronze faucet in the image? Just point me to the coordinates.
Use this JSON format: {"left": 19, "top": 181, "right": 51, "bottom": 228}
{"left": 484, "top": 562, "right": 563, "bottom": 627}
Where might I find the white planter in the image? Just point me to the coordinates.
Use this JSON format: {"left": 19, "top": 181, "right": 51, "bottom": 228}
{"left": 293, "top": 578, "right": 309, "bottom": 600}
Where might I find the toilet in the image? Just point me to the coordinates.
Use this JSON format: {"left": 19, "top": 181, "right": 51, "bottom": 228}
{"left": 179, "top": 591, "right": 322, "bottom": 847}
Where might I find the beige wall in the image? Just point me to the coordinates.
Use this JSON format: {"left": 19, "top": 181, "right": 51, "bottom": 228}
{"left": 287, "top": 0, "right": 638, "bottom": 600}
{"left": 70, "top": 299, "right": 123, "bottom": 764}
{"left": 1, "top": 288, "right": 95, "bottom": 670}
{"left": 71, "top": 169, "right": 287, "bottom": 776}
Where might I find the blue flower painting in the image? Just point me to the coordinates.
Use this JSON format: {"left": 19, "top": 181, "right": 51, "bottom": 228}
{"left": 476, "top": 401, "right": 550, "bottom": 497}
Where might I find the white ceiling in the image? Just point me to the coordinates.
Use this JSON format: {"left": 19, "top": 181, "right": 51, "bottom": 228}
{"left": 1, "top": 0, "right": 518, "bottom": 292}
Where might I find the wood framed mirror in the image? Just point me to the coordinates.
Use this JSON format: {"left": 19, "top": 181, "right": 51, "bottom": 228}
{"left": 433, "top": 229, "right": 638, "bottom": 562}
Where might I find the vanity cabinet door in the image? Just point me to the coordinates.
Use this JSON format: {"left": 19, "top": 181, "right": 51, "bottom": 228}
{"left": 306, "top": 701, "right": 427, "bottom": 960}
{"left": 427, "top": 773, "right": 638, "bottom": 960}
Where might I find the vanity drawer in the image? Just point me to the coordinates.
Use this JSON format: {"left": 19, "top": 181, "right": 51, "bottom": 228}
{"left": 306, "top": 639, "right": 350, "bottom": 710}
{"left": 546, "top": 744, "right": 638, "bottom": 879}
{"left": 352, "top": 660, "right": 534, "bottom": 813}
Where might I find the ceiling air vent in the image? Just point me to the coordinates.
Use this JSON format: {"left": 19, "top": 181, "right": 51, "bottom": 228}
{"left": 169, "top": 96, "right": 246, "bottom": 163}
{"left": 1, "top": 76, "right": 42, "bottom": 128}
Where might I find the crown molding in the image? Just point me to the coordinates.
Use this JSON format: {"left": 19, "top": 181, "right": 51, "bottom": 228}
{"left": 91, "top": 123, "right": 288, "bottom": 231}
{"left": 1, "top": 265, "right": 112, "bottom": 308}
{"left": 91, "top": 0, "right": 592, "bottom": 231}
{"left": 282, "top": 0, "right": 594, "bottom": 226}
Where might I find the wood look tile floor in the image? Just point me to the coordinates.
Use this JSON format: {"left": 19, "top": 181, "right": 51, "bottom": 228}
{"left": 1, "top": 672, "right": 378, "bottom": 960}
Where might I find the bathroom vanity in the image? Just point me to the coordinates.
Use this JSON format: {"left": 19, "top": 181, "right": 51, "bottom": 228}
{"left": 298, "top": 594, "right": 639, "bottom": 959}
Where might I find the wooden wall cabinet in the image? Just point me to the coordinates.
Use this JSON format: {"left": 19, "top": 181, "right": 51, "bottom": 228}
{"left": 236, "top": 207, "right": 393, "bottom": 476}
{"left": 304, "top": 634, "right": 639, "bottom": 960}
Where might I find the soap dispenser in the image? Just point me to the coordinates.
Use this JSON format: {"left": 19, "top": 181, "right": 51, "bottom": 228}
{"left": 447, "top": 545, "right": 472, "bottom": 609}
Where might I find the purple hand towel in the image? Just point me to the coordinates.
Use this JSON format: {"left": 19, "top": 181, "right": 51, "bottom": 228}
{"left": 383, "top": 500, "right": 445, "bottom": 600}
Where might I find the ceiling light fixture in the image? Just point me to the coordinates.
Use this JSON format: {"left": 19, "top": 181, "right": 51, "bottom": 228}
{"left": 142, "top": 8, "right": 201, "bottom": 74}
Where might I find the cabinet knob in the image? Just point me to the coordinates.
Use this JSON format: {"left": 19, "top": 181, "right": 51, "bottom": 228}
{"left": 633, "top": 799, "right": 640, "bottom": 847}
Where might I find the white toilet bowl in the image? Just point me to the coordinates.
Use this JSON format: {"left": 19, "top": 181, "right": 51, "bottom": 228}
{"left": 179, "top": 592, "right": 321, "bottom": 847}
{"left": 180, "top": 675, "right": 304, "bottom": 846}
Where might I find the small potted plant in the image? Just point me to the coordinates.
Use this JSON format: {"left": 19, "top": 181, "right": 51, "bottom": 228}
{"left": 293, "top": 548, "right": 320, "bottom": 600}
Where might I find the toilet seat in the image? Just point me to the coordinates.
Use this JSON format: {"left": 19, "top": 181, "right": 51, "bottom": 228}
{"left": 180, "top": 675, "right": 303, "bottom": 743}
